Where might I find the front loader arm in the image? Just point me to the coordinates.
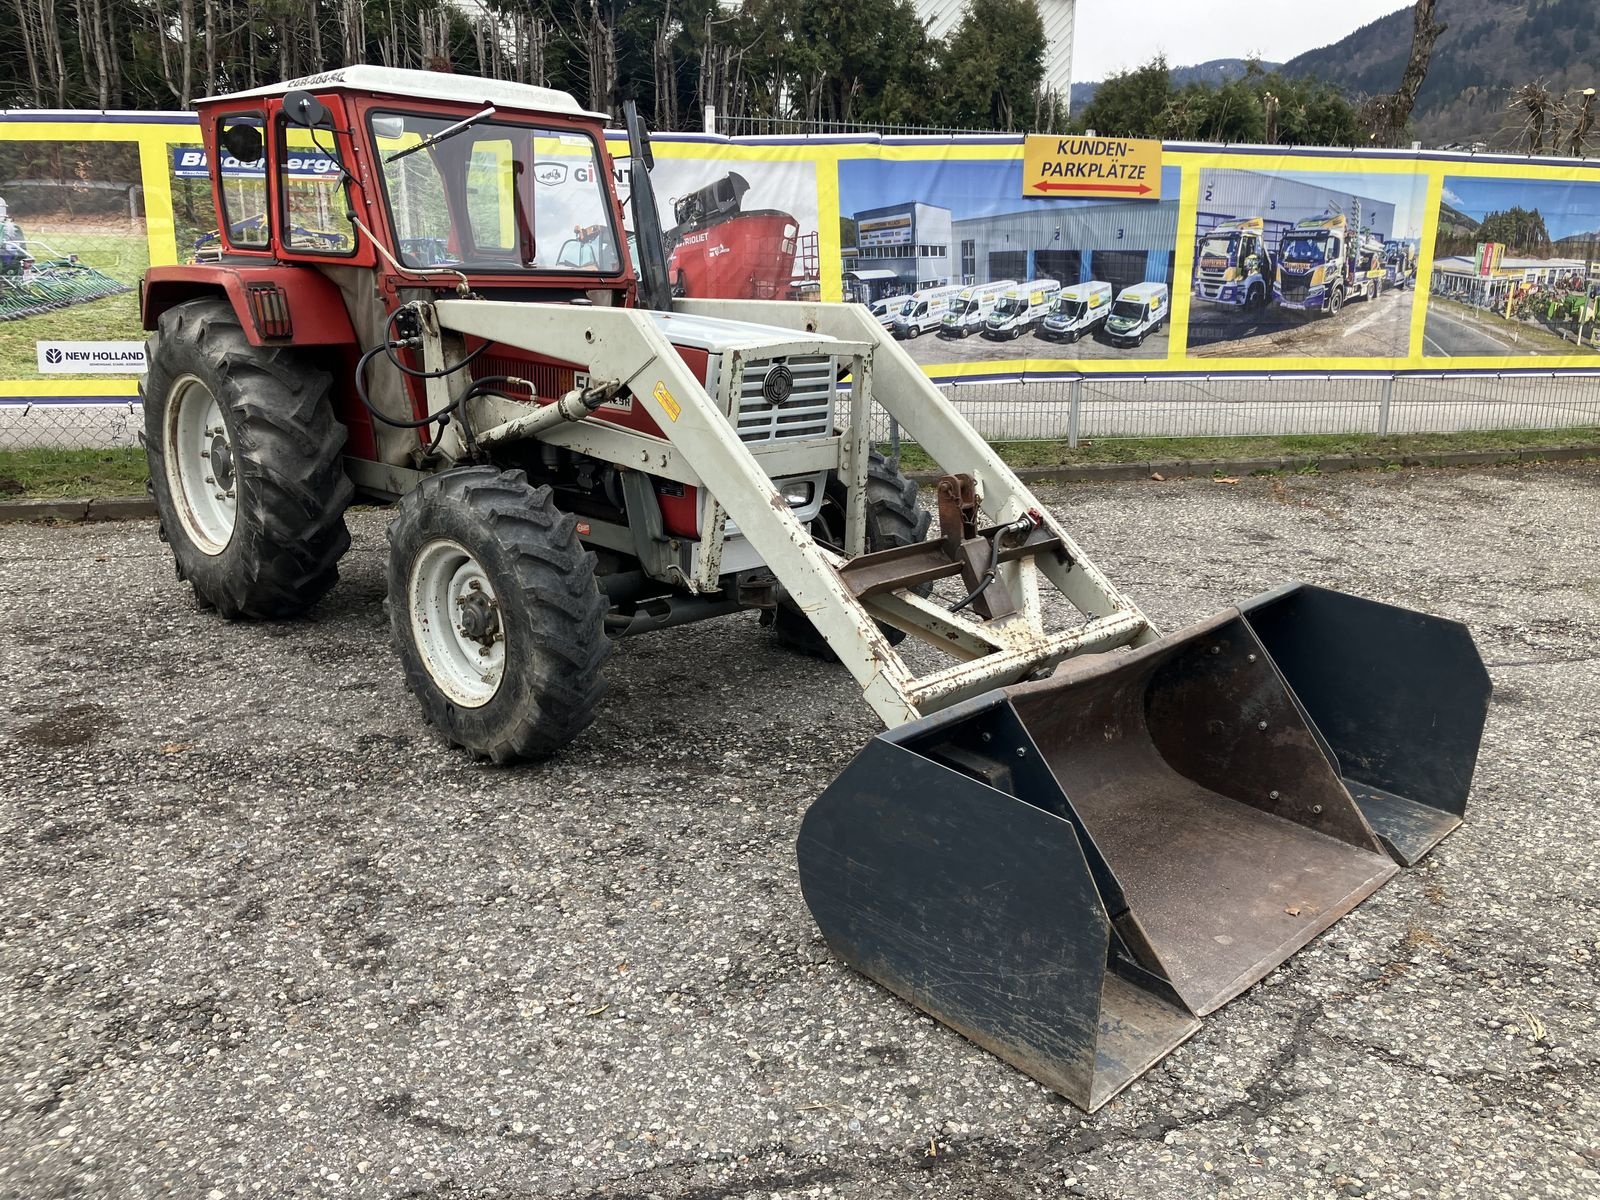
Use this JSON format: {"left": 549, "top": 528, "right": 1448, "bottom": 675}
{"left": 433, "top": 299, "right": 1152, "bottom": 724}
{"left": 435, "top": 299, "right": 921, "bottom": 725}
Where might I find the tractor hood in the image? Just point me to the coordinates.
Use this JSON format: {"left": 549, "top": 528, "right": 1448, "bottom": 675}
{"left": 647, "top": 310, "right": 842, "bottom": 354}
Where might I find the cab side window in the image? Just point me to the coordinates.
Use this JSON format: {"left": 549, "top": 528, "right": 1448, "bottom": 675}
{"left": 277, "top": 111, "right": 356, "bottom": 256}
{"left": 216, "top": 114, "right": 269, "bottom": 249}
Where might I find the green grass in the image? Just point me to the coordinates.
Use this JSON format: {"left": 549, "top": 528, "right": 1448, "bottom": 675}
{"left": 894, "top": 426, "right": 1600, "bottom": 472}
{"left": 1, "top": 427, "right": 1596, "bottom": 502}
{"left": 1, "top": 228, "right": 150, "bottom": 377}
{"left": 0, "top": 446, "right": 147, "bottom": 499}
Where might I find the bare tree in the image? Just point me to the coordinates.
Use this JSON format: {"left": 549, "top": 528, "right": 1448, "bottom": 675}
{"left": 653, "top": 1, "right": 678, "bottom": 131}
{"left": 1362, "top": 0, "right": 1446, "bottom": 145}
{"left": 1510, "top": 81, "right": 1558, "bottom": 154}
{"left": 1568, "top": 88, "right": 1597, "bottom": 156}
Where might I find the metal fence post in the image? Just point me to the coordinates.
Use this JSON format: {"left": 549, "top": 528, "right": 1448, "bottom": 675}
{"left": 1068, "top": 378, "right": 1082, "bottom": 449}
{"left": 1378, "top": 374, "right": 1394, "bottom": 437}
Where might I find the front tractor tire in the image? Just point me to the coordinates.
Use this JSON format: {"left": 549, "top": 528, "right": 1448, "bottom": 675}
{"left": 386, "top": 468, "right": 610, "bottom": 763}
{"left": 142, "top": 299, "right": 353, "bottom": 619}
{"left": 770, "top": 451, "right": 932, "bottom": 659}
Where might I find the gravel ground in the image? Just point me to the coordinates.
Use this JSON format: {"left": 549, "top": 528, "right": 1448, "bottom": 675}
{"left": 1, "top": 462, "right": 1597, "bottom": 1200}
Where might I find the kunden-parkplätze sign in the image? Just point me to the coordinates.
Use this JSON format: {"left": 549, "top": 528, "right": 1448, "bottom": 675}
{"left": 1022, "top": 136, "right": 1164, "bottom": 200}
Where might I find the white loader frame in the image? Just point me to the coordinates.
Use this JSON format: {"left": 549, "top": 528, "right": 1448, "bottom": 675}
{"left": 432, "top": 296, "right": 1155, "bottom": 727}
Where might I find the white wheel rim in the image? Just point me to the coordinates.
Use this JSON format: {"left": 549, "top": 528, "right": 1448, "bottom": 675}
{"left": 165, "top": 374, "right": 237, "bottom": 555}
{"left": 408, "top": 538, "right": 506, "bottom": 708}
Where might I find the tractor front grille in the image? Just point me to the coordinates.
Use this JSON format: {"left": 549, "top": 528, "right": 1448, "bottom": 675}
{"left": 735, "top": 354, "right": 835, "bottom": 443}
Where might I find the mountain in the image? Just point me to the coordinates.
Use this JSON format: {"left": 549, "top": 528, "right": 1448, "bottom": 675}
{"left": 1280, "top": 0, "right": 1599, "bottom": 148}
{"left": 1554, "top": 230, "right": 1600, "bottom": 255}
{"left": 1071, "top": 58, "right": 1278, "bottom": 113}
{"left": 1438, "top": 201, "right": 1480, "bottom": 239}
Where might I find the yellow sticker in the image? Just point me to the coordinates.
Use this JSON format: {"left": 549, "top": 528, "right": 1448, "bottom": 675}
{"left": 652, "top": 380, "right": 681, "bottom": 422}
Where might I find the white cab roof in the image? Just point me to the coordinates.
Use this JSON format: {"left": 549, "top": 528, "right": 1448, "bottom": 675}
{"left": 1118, "top": 282, "right": 1168, "bottom": 300}
{"left": 206, "top": 66, "right": 607, "bottom": 121}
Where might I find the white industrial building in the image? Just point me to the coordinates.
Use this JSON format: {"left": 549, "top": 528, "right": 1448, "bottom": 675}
{"left": 911, "top": 0, "right": 1075, "bottom": 103}
{"left": 949, "top": 197, "right": 1180, "bottom": 296}
{"left": 1196, "top": 168, "right": 1397, "bottom": 254}
{"left": 1431, "top": 255, "right": 1592, "bottom": 307}
{"left": 842, "top": 201, "right": 955, "bottom": 302}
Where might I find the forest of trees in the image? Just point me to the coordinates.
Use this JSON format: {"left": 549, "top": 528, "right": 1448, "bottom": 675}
{"left": 2, "top": 0, "right": 1061, "bottom": 132}
{"left": 1076, "top": 57, "right": 1364, "bottom": 147}
{"left": 1435, "top": 205, "right": 1553, "bottom": 260}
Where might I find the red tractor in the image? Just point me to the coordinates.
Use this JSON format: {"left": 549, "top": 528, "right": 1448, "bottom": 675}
{"left": 140, "top": 66, "right": 1489, "bottom": 1113}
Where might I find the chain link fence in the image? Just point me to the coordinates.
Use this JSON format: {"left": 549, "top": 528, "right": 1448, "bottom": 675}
{"left": 865, "top": 371, "right": 1600, "bottom": 444}
{"left": 5, "top": 372, "right": 1599, "bottom": 456}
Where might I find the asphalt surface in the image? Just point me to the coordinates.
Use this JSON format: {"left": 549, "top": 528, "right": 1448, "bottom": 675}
{"left": 2, "top": 464, "right": 1599, "bottom": 1199}
{"left": 899, "top": 323, "right": 1169, "bottom": 367}
{"left": 1187, "top": 288, "right": 1414, "bottom": 359}
{"left": 1422, "top": 306, "right": 1543, "bottom": 359}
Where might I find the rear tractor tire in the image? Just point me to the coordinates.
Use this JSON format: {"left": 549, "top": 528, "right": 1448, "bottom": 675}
{"left": 386, "top": 468, "right": 610, "bottom": 762}
{"left": 770, "top": 451, "right": 932, "bottom": 659}
{"left": 142, "top": 298, "right": 353, "bottom": 619}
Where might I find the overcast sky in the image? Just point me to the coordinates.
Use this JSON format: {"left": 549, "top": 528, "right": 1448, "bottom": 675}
{"left": 1073, "top": 0, "right": 1411, "bottom": 82}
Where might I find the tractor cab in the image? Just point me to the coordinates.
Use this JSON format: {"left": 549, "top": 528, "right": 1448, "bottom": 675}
{"left": 174, "top": 67, "right": 631, "bottom": 296}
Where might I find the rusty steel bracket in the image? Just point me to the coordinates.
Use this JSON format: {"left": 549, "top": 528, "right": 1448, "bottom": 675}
{"left": 838, "top": 520, "right": 1065, "bottom": 605}
{"left": 936, "top": 473, "right": 979, "bottom": 558}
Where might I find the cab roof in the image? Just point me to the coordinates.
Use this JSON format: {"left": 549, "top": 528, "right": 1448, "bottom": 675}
{"left": 1117, "top": 281, "right": 1168, "bottom": 299}
{"left": 204, "top": 66, "right": 609, "bottom": 122}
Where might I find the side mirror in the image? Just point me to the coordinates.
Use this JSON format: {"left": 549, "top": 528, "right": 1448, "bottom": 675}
{"left": 220, "top": 122, "right": 264, "bottom": 164}
{"left": 370, "top": 115, "right": 406, "bottom": 141}
{"left": 282, "top": 90, "right": 331, "bottom": 129}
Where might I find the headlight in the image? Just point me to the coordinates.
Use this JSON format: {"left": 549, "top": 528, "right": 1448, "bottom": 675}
{"left": 782, "top": 482, "right": 813, "bottom": 507}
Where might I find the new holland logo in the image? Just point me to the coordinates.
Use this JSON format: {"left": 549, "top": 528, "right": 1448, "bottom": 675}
{"left": 534, "top": 163, "right": 569, "bottom": 186}
{"left": 36, "top": 340, "right": 147, "bottom": 375}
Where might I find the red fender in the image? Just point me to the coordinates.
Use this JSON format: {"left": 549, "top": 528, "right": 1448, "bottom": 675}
{"left": 142, "top": 264, "right": 357, "bottom": 348}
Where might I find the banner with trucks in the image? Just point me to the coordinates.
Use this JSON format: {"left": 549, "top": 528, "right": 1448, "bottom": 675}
{"left": 6, "top": 111, "right": 1600, "bottom": 406}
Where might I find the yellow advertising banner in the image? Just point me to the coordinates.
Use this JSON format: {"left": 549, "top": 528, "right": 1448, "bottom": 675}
{"left": 6, "top": 111, "right": 1600, "bottom": 401}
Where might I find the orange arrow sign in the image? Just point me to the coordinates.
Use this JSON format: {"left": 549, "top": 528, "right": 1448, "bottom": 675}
{"left": 1022, "top": 135, "right": 1163, "bottom": 200}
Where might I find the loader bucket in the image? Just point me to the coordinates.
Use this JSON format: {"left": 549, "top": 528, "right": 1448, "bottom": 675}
{"left": 1238, "top": 583, "right": 1491, "bottom": 865}
{"left": 798, "top": 602, "right": 1458, "bottom": 1111}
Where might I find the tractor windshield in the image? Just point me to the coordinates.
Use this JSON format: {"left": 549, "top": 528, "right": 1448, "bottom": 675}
{"left": 369, "top": 111, "right": 620, "bottom": 274}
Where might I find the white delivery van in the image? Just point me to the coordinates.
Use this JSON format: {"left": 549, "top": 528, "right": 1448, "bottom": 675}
{"left": 982, "top": 279, "right": 1063, "bottom": 340}
{"left": 891, "top": 284, "right": 965, "bottom": 339}
{"left": 938, "top": 280, "right": 1014, "bottom": 338}
{"left": 867, "top": 297, "right": 898, "bottom": 329}
{"left": 1037, "top": 280, "right": 1113, "bottom": 343}
{"left": 1102, "top": 281, "right": 1171, "bottom": 347}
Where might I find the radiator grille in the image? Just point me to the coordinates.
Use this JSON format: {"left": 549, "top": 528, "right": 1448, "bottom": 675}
{"left": 735, "top": 355, "right": 834, "bottom": 443}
